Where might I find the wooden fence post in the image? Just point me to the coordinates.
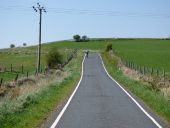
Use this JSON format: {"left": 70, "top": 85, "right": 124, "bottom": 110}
{"left": 27, "top": 71, "right": 29, "bottom": 78}
{"left": 146, "top": 67, "right": 149, "bottom": 74}
{"left": 125, "top": 61, "right": 127, "bottom": 67}
{"left": 151, "top": 67, "right": 153, "bottom": 75}
{"left": 15, "top": 74, "right": 19, "bottom": 81}
{"left": 163, "top": 68, "right": 165, "bottom": 77}
{"left": 147, "top": 67, "right": 149, "bottom": 74}
{"left": 136, "top": 65, "right": 138, "bottom": 72}
{"left": 143, "top": 66, "right": 145, "bottom": 75}
{"left": 133, "top": 63, "right": 135, "bottom": 70}
{"left": 134, "top": 64, "right": 136, "bottom": 71}
{"left": 0, "top": 78, "right": 3, "bottom": 86}
{"left": 139, "top": 66, "right": 141, "bottom": 73}
{"left": 11, "top": 64, "right": 13, "bottom": 72}
{"left": 21, "top": 64, "right": 24, "bottom": 73}
{"left": 156, "top": 69, "right": 159, "bottom": 76}
{"left": 162, "top": 68, "right": 165, "bottom": 85}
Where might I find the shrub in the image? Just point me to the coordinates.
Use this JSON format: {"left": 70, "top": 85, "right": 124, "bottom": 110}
{"left": 46, "top": 48, "right": 63, "bottom": 69}
{"left": 105, "top": 43, "right": 112, "bottom": 52}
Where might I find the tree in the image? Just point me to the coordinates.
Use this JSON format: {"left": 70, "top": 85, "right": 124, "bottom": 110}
{"left": 10, "top": 44, "right": 15, "bottom": 48}
{"left": 46, "top": 48, "right": 63, "bottom": 69}
{"left": 73, "top": 35, "right": 81, "bottom": 42}
{"left": 82, "top": 35, "right": 89, "bottom": 42}
{"left": 23, "top": 43, "right": 27, "bottom": 47}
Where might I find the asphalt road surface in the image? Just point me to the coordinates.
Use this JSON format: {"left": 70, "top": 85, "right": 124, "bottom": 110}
{"left": 47, "top": 53, "right": 169, "bottom": 128}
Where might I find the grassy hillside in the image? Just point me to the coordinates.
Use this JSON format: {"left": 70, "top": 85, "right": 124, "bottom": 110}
{"left": 0, "top": 39, "right": 169, "bottom": 81}
{"left": 41, "top": 40, "right": 106, "bottom": 50}
{"left": 45, "top": 39, "right": 170, "bottom": 73}
{"left": 0, "top": 45, "right": 72, "bottom": 81}
{"left": 111, "top": 39, "right": 170, "bottom": 72}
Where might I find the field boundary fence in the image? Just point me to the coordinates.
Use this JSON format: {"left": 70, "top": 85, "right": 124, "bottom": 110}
{"left": 0, "top": 49, "right": 78, "bottom": 86}
{"left": 119, "top": 57, "right": 170, "bottom": 88}
{"left": 121, "top": 58, "right": 166, "bottom": 78}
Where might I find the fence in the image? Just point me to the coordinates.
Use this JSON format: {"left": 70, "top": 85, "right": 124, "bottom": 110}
{"left": 0, "top": 49, "right": 78, "bottom": 86}
{"left": 0, "top": 64, "right": 25, "bottom": 73}
{"left": 121, "top": 59, "right": 166, "bottom": 78}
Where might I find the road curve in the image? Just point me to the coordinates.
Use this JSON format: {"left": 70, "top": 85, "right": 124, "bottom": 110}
{"left": 48, "top": 53, "right": 169, "bottom": 128}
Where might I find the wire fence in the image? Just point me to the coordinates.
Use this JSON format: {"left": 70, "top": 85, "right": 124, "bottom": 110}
{"left": 0, "top": 49, "right": 77, "bottom": 86}
{"left": 121, "top": 59, "right": 166, "bottom": 78}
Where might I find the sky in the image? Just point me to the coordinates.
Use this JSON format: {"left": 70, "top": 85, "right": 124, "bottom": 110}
{"left": 0, "top": 0, "right": 170, "bottom": 48}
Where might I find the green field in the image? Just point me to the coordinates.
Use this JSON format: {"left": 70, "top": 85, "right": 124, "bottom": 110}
{"left": 41, "top": 40, "right": 106, "bottom": 50}
{"left": 111, "top": 39, "right": 170, "bottom": 72}
{"left": 0, "top": 45, "right": 72, "bottom": 81}
{"left": 0, "top": 39, "right": 170, "bottom": 81}
{"left": 46, "top": 39, "right": 170, "bottom": 73}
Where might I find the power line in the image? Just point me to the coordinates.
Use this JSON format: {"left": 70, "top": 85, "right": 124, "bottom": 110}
{"left": 47, "top": 8, "right": 170, "bottom": 18}
{"left": 0, "top": 6, "right": 170, "bottom": 18}
{"left": 0, "top": 6, "right": 30, "bottom": 12}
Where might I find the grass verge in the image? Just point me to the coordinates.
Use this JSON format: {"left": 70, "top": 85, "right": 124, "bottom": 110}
{"left": 102, "top": 51, "right": 170, "bottom": 123}
{"left": 0, "top": 52, "right": 83, "bottom": 128}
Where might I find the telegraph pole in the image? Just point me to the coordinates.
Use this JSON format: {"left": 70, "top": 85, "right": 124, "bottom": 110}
{"left": 33, "top": 3, "right": 46, "bottom": 73}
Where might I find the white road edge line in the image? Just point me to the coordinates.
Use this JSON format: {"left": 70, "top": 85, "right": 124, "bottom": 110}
{"left": 99, "top": 55, "right": 162, "bottom": 128}
{"left": 50, "top": 55, "right": 86, "bottom": 128}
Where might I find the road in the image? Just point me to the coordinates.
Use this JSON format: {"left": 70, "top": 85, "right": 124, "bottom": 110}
{"left": 44, "top": 53, "right": 169, "bottom": 128}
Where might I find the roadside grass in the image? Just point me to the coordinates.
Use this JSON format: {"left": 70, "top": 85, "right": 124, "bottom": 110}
{"left": 102, "top": 51, "right": 170, "bottom": 123}
{"left": 1, "top": 76, "right": 79, "bottom": 128}
{"left": 0, "top": 51, "right": 83, "bottom": 128}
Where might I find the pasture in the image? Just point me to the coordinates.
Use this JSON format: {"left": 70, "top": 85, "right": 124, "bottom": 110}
{"left": 112, "top": 39, "right": 170, "bottom": 72}
{"left": 0, "top": 39, "right": 169, "bottom": 81}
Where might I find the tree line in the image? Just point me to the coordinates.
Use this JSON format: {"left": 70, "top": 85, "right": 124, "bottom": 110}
{"left": 73, "top": 35, "right": 89, "bottom": 42}
{"left": 10, "top": 43, "right": 27, "bottom": 48}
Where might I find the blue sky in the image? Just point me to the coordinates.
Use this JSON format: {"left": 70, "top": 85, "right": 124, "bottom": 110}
{"left": 0, "top": 0, "right": 170, "bottom": 48}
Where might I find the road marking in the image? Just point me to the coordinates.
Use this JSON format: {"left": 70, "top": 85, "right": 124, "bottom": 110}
{"left": 99, "top": 55, "right": 162, "bottom": 128}
{"left": 50, "top": 55, "right": 85, "bottom": 128}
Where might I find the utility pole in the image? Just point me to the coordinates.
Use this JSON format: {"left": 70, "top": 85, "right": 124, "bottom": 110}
{"left": 33, "top": 3, "right": 46, "bottom": 73}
